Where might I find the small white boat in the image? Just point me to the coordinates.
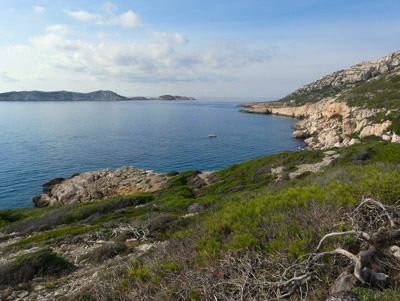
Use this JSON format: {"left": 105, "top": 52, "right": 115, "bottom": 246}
{"left": 208, "top": 134, "right": 217, "bottom": 137}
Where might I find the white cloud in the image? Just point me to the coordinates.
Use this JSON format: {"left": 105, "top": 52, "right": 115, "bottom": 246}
{"left": 109, "top": 10, "right": 141, "bottom": 28}
{"left": 101, "top": 2, "right": 118, "bottom": 14}
{"left": 46, "top": 25, "right": 70, "bottom": 35}
{"left": 152, "top": 31, "right": 188, "bottom": 45}
{"left": 33, "top": 6, "right": 46, "bottom": 13}
{"left": 30, "top": 33, "right": 88, "bottom": 51}
{"left": 66, "top": 10, "right": 103, "bottom": 23}
{"left": 25, "top": 30, "right": 272, "bottom": 85}
{"left": 66, "top": 9, "right": 141, "bottom": 28}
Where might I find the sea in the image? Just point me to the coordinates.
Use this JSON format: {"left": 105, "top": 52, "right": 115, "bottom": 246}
{"left": 0, "top": 99, "right": 305, "bottom": 209}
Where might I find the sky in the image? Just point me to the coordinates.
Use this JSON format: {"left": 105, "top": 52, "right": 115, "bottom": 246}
{"left": 0, "top": 0, "right": 399, "bottom": 98}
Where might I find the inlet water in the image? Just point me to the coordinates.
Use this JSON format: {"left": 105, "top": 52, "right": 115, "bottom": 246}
{"left": 0, "top": 100, "right": 305, "bottom": 209}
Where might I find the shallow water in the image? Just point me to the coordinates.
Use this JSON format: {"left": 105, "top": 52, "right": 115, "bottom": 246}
{"left": 0, "top": 100, "right": 304, "bottom": 209}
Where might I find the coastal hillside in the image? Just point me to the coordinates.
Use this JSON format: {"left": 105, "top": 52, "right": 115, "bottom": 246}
{"left": 0, "top": 91, "right": 196, "bottom": 102}
{"left": 1, "top": 52, "right": 400, "bottom": 300}
{"left": 0, "top": 90, "right": 128, "bottom": 101}
{"left": 241, "top": 50, "right": 400, "bottom": 149}
{"left": 279, "top": 50, "right": 400, "bottom": 105}
{"left": 1, "top": 141, "right": 400, "bottom": 300}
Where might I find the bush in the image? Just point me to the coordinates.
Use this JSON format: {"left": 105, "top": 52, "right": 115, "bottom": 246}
{"left": 0, "top": 248, "right": 72, "bottom": 285}
{"left": 329, "top": 113, "right": 343, "bottom": 122}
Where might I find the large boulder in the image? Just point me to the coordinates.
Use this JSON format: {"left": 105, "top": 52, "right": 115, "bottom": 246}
{"left": 359, "top": 121, "right": 392, "bottom": 138}
{"left": 292, "top": 130, "right": 310, "bottom": 139}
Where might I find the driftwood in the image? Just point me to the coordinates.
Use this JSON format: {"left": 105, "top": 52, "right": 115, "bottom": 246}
{"left": 262, "top": 197, "right": 400, "bottom": 299}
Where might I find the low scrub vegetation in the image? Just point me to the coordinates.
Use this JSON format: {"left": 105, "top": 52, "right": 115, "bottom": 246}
{"left": 0, "top": 248, "right": 72, "bottom": 285}
{"left": 1, "top": 141, "right": 400, "bottom": 300}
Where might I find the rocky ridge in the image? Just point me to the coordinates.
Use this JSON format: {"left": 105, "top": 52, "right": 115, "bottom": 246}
{"left": 240, "top": 51, "right": 400, "bottom": 149}
{"left": 281, "top": 50, "right": 400, "bottom": 104}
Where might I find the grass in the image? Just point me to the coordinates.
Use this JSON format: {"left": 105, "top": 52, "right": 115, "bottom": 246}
{"left": 201, "top": 150, "right": 324, "bottom": 196}
{"left": 0, "top": 206, "right": 58, "bottom": 229}
{"left": 10, "top": 225, "right": 100, "bottom": 247}
{"left": 4, "top": 193, "right": 154, "bottom": 234}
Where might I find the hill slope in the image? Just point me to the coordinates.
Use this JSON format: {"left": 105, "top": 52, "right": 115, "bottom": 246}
{"left": 280, "top": 50, "right": 400, "bottom": 105}
{"left": 1, "top": 142, "right": 400, "bottom": 300}
{"left": 241, "top": 51, "right": 400, "bottom": 149}
{"left": 0, "top": 90, "right": 128, "bottom": 101}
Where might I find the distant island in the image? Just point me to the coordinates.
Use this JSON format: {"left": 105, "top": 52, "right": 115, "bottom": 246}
{"left": 0, "top": 90, "right": 196, "bottom": 101}
{"left": 129, "top": 95, "right": 196, "bottom": 101}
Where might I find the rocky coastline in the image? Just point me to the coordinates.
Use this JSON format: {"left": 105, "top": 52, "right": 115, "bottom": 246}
{"left": 33, "top": 167, "right": 213, "bottom": 207}
{"left": 240, "top": 97, "right": 399, "bottom": 149}
{"left": 240, "top": 50, "right": 400, "bottom": 149}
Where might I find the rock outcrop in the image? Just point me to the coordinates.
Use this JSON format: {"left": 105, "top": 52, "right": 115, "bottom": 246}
{"left": 33, "top": 167, "right": 215, "bottom": 207}
{"left": 33, "top": 166, "right": 169, "bottom": 207}
{"left": 281, "top": 50, "right": 400, "bottom": 104}
{"left": 240, "top": 51, "right": 400, "bottom": 149}
{"left": 240, "top": 97, "right": 396, "bottom": 149}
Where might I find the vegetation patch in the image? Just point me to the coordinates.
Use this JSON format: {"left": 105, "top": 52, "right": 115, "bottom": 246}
{"left": 0, "top": 248, "right": 72, "bottom": 285}
{"left": 79, "top": 242, "right": 128, "bottom": 264}
{"left": 329, "top": 113, "right": 343, "bottom": 122}
{"left": 279, "top": 85, "right": 345, "bottom": 105}
{"left": 4, "top": 193, "right": 153, "bottom": 234}
{"left": 339, "top": 72, "right": 400, "bottom": 110}
{"left": 10, "top": 225, "right": 100, "bottom": 248}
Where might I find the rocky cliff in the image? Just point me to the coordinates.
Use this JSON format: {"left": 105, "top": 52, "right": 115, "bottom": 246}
{"left": 240, "top": 50, "right": 400, "bottom": 149}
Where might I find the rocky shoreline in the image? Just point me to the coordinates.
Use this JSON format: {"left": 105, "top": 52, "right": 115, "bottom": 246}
{"left": 33, "top": 167, "right": 214, "bottom": 207}
{"left": 240, "top": 98, "right": 400, "bottom": 149}
{"left": 240, "top": 50, "right": 400, "bottom": 150}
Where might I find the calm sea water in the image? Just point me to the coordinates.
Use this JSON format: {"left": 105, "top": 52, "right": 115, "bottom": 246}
{"left": 0, "top": 100, "right": 304, "bottom": 209}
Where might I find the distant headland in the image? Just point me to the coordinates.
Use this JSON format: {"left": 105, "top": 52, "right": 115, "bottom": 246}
{"left": 0, "top": 90, "right": 196, "bottom": 101}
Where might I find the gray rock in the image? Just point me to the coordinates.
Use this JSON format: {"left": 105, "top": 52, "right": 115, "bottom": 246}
{"left": 32, "top": 276, "right": 46, "bottom": 283}
{"left": 292, "top": 130, "right": 310, "bottom": 139}
{"left": 186, "top": 202, "right": 207, "bottom": 214}
{"left": 362, "top": 267, "right": 390, "bottom": 289}
{"left": 329, "top": 271, "right": 360, "bottom": 295}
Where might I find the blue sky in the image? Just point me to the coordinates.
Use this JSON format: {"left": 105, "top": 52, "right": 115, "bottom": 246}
{"left": 0, "top": 1, "right": 399, "bottom": 98}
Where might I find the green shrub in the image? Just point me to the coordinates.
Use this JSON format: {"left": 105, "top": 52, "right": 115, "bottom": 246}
{"left": 329, "top": 113, "right": 343, "bottom": 122}
{"left": 128, "top": 264, "right": 151, "bottom": 281}
{"left": 0, "top": 248, "right": 72, "bottom": 285}
{"left": 354, "top": 287, "right": 400, "bottom": 301}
